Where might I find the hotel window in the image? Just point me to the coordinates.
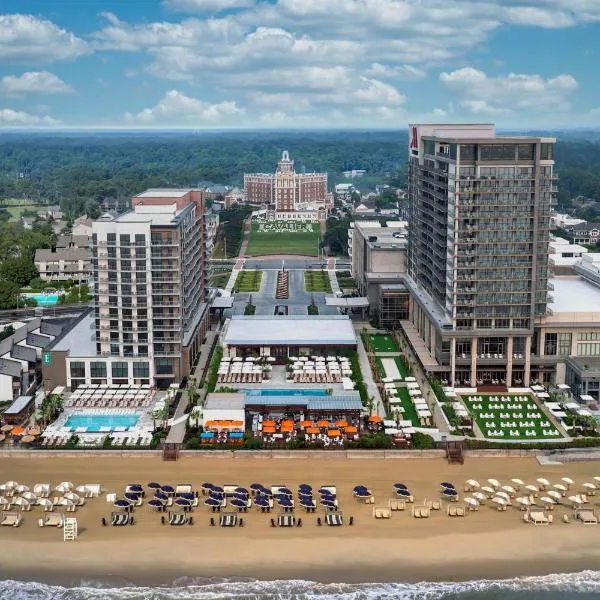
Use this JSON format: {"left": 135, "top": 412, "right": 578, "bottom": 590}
{"left": 90, "top": 362, "right": 107, "bottom": 378}
{"left": 577, "top": 343, "right": 600, "bottom": 357}
{"left": 70, "top": 362, "right": 85, "bottom": 379}
{"left": 578, "top": 332, "right": 600, "bottom": 341}
{"left": 111, "top": 362, "right": 128, "bottom": 379}
{"left": 544, "top": 333, "right": 557, "bottom": 356}
{"left": 133, "top": 362, "right": 150, "bottom": 378}
{"left": 558, "top": 333, "right": 572, "bottom": 356}
{"left": 540, "top": 143, "right": 553, "bottom": 160}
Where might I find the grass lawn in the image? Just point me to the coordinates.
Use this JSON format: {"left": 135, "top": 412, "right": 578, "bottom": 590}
{"left": 375, "top": 356, "right": 410, "bottom": 379}
{"left": 3, "top": 198, "right": 37, "bottom": 220}
{"left": 388, "top": 386, "right": 420, "bottom": 426}
{"left": 234, "top": 270, "right": 263, "bottom": 292}
{"left": 245, "top": 220, "right": 320, "bottom": 256}
{"left": 304, "top": 270, "right": 332, "bottom": 292}
{"left": 462, "top": 394, "right": 564, "bottom": 440}
{"left": 210, "top": 271, "right": 232, "bottom": 288}
{"left": 368, "top": 333, "right": 399, "bottom": 353}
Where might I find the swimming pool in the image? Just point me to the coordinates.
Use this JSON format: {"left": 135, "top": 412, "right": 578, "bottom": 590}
{"left": 22, "top": 292, "right": 61, "bottom": 306}
{"left": 244, "top": 388, "right": 328, "bottom": 397}
{"left": 64, "top": 414, "right": 140, "bottom": 432}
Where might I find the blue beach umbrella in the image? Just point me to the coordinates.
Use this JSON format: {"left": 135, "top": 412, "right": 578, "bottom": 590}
{"left": 278, "top": 497, "right": 293, "bottom": 507}
{"left": 124, "top": 492, "right": 140, "bottom": 503}
{"left": 211, "top": 486, "right": 224, "bottom": 493}
{"left": 278, "top": 487, "right": 293, "bottom": 496}
{"left": 128, "top": 484, "right": 143, "bottom": 492}
{"left": 155, "top": 491, "right": 168, "bottom": 501}
{"left": 114, "top": 499, "right": 130, "bottom": 508}
{"left": 300, "top": 499, "right": 316, "bottom": 509}
{"left": 298, "top": 492, "right": 313, "bottom": 500}
{"left": 148, "top": 499, "right": 164, "bottom": 509}
{"left": 178, "top": 492, "right": 195, "bottom": 500}
{"left": 393, "top": 483, "right": 408, "bottom": 490}
{"left": 175, "top": 498, "right": 191, "bottom": 507}
{"left": 396, "top": 488, "right": 412, "bottom": 497}
{"left": 148, "top": 482, "right": 161, "bottom": 490}
{"left": 298, "top": 484, "right": 312, "bottom": 493}
{"left": 355, "top": 489, "right": 371, "bottom": 498}
{"left": 254, "top": 495, "right": 270, "bottom": 507}
{"left": 321, "top": 499, "right": 336, "bottom": 508}
{"left": 250, "top": 483, "right": 264, "bottom": 491}
{"left": 231, "top": 498, "right": 247, "bottom": 509}
{"left": 235, "top": 487, "right": 248, "bottom": 494}
{"left": 201, "top": 482, "right": 214, "bottom": 490}
{"left": 204, "top": 497, "right": 221, "bottom": 507}
{"left": 161, "top": 485, "right": 175, "bottom": 494}
{"left": 440, "top": 482, "right": 455, "bottom": 489}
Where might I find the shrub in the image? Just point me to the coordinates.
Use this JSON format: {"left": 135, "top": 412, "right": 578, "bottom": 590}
{"left": 186, "top": 437, "right": 201, "bottom": 450}
{"left": 411, "top": 432, "right": 435, "bottom": 449}
{"left": 206, "top": 345, "right": 223, "bottom": 393}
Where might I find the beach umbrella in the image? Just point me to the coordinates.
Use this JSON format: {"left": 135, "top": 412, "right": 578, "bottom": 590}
{"left": 63, "top": 492, "right": 81, "bottom": 504}
{"left": 204, "top": 497, "right": 221, "bottom": 507}
{"left": 472, "top": 492, "right": 487, "bottom": 503}
{"left": 491, "top": 497, "right": 507, "bottom": 508}
{"left": 148, "top": 499, "right": 165, "bottom": 509}
{"left": 210, "top": 485, "right": 224, "bottom": 494}
{"left": 209, "top": 491, "right": 225, "bottom": 500}
{"left": 321, "top": 498, "right": 336, "bottom": 507}
{"left": 353, "top": 485, "right": 368, "bottom": 494}
{"left": 536, "top": 478, "right": 550, "bottom": 488}
{"left": 547, "top": 490, "right": 562, "bottom": 501}
{"left": 501, "top": 485, "right": 516, "bottom": 495}
{"left": 355, "top": 489, "right": 371, "bottom": 498}
{"left": 464, "top": 497, "right": 479, "bottom": 509}
{"left": 4, "top": 481, "right": 18, "bottom": 489}
{"left": 594, "top": 476, "right": 600, "bottom": 484}
{"left": 553, "top": 483, "right": 567, "bottom": 493}
{"left": 300, "top": 498, "right": 316, "bottom": 509}
{"left": 480, "top": 486, "right": 495, "bottom": 496}
{"left": 511, "top": 478, "right": 524, "bottom": 488}
{"left": 465, "top": 479, "right": 480, "bottom": 490}
{"left": 161, "top": 485, "right": 175, "bottom": 494}
{"left": 231, "top": 498, "right": 247, "bottom": 510}
{"left": 124, "top": 492, "right": 141, "bottom": 503}
{"left": 583, "top": 482, "right": 597, "bottom": 492}
{"left": 393, "top": 483, "right": 408, "bottom": 490}
{"left": 277, "top": 488, "right": 293, "bottom": 497}
{"left": 155, "top": 491, "right": 168, "bottom": 501}
{"left": 568, "top": 495, "right": 585, "bottom": 506}
{"left": 442, "top": 488, "right": 458, "bottom": 499}
{"left": 13, "top": 497, "right": 31, "bottom": 509}
{"left": 298, "top": 484, "right": 312, "bottom": 493}
{"left": 114, "top": 499, "right": 130, "bottom": 509}
{"left": 38, "top": 498, "right": 53, "bottom": 510}
{"left": 298, "top": 492, "right": 313, "bottom": 501}
{"left": 148, "top": 482, "right": 162, "bottom": 490}
{"left": 55, "top": 482, "right": 74, "bottom": 493}
{"left": 175, "top": 498, "right": 191, "bottom": 507}
{"left": 495, "top": 491, "right": 510, "bottom": 502}
{"left": 250, "top": 483, "right": 264, "bottom": 491}
{"left": 128, "top": 484, "right": 143, "bottom": 492}
{"left": 396, "top": 488, "right": 412, "bottom": 498}
{"left": 178, "top": 492, "right": 195, "bottom": 500}
{"left": 487, "top": 478, "right": 501, "bottom": 489}
{"left": 540, "top": 496, "right": 556, "bottom": 506}
{"left": 440, "top": 482, "right": 455, "bottom": 489}
{"left": 235, "top": 487, "right": 249, "bottom": 495}
{"left": 561, "top": 477, "right": 574, "bottom": 487}
{"left": 254, "top": 496, "right": 270, "bottom": 508}
{"left": 524, "top": 484, "right": 538, "bottom": 494}
{"left": 259, "top": 488, "right": 273, "bottom": 497}
{"left": 201, "top": 482, "right": 215, "bottom": 490}
{"left": 15, "top": 484, "right": 30, "bottom": 494}
{"left": 0, "top": 497, "right": 10, "bottom": 507}
{"left": 21, "top": 491, "right": 37, "bottom": 503}
{"left": 515, "top": 496, "right": 531, "bottom": 508}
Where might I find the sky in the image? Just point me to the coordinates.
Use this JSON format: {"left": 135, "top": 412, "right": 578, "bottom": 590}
{"left": 0, "top": 0, "right": 599, "bottom": 129}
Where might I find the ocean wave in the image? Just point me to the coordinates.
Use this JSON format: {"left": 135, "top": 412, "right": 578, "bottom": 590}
{"left": 1, "top": 571, "right": 600, "bottom": 600}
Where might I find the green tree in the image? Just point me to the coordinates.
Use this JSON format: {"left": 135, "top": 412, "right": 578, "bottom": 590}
{"left": 84, "top": 199, "right": 102, "bottom": 219}
{"left": 0, "top": 256, "right": 38, "bottom": 286}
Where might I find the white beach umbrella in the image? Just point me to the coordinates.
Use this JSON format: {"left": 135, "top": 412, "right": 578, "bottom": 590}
{"left": 12, "top": 497, "right": 30, "bottom": 510}
{"left": 515, "top": 496, "right": 531, "bottom": 508}
{"left": 465, "top": 479, "right": 480, "bottom": 490}
{"left": 583, "top": 482, "right": 597, "bottom": 491}
{"left": 501, "top": 485, "right": 516, "bottom": 495}
{"left": 0, "top": 497, "right": 10, "bottom": 507}
{"left": 15, "top": 484, "right": 30, "bottom": 494}
{"left": 540, "top": 496, "right": 556, "bottom": 506}
{"left": 64, "top": 492, "right": 81, "bottom": 503}
{"left": 491, "top": 497, "right": 507, "bottom": 508}
{"left": 4, "top": 481, "right": 18, "bottom": 489}
{"left": 525, "top": 484, "right": 538, "bottom": 494}
{"left": 464, "top": 497, "right": 480, "bottom": 509}
{"left": 472, "top": 492, "right": 487, "bottom": 503}
{"left": 487, "top": 478, "right": 501, "bottom": 489}
{"left": 561, "top": 477, "right": 574, "bottom": 487}
{"left": 553, "top": 483, "right": 567, "bottom": 493}
{"left": 536, "top": 478, "right": 550, "bottom": 489}
{"left": 38, "top": 498, "right": 54, "bottom": 510}
{"left": 54, "top": 497, "right": 75, "bottom": 508}
{"left": 481, "top": 486, "right": 495, "bottom": 496}
{"left": 33, "top": 483, "right": 50, "bottom": 496}
{"left": 495, "top": 491, "right": 510, "bottom": 501}
{"left": 568, "top": 495, "right": 585, "bottom": 506}
{"left": 55, "top": 482, "right": 74, "bottom": 493}
{"left": 593, "top": 476, "right": 600, "bottom": 484}
{"left": 547, "top": 490, "right": 562, "bottom": 502}
{"left": 511, "top": 478, "right": 524, "bottom": 488}
{"left": 21, "top": 491, "right": 37, "bottom": 503}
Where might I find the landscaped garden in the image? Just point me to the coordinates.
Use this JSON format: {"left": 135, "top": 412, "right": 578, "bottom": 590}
{"left": 366, "top": 333, "right": 399, "bottom": 353}
{"left": 389, "top": 386, "right": 420, "bottom": 427}
{"left": 462, "top": 394, "right": 564, "bottom": 440}
{"left": 210, "top": 270, "right": 232, "bottom": 288}
{"left": 375, "top": 356, "right": 410, "bottom": 379}
{"left": 336, "top": 271, "right": 358, "bottom": 290}
{"left": 245, "top": 220, "right": 320, "bottom": 256}
{"left": 234, "top": 270, "right": 263, "bottom": 292}
{"left": 304, "top": 270, "right": 332, "bottom": 293}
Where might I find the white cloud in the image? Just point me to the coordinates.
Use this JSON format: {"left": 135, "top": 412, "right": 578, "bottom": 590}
{"left": 0, "top": 71, "right": 73, "bottom": 96}
{"left": 0, "top": 108, "right": 59, "bottom": 126}
{"left": 163, "top": 0, "right": 255, "bottom": 12}
{"left": 366, "top": 63, "right": 426, "bottom": 80}
{"left": 124, "top": 90, "right": 245, "bottom": 125}
{"left": 0, "top": 14, "right": 88, "bottom": 64}
{"left": 440, "top": 67, "right": 578, "bottom": 114}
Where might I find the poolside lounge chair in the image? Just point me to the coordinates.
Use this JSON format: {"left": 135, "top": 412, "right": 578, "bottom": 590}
{"left": 219, "top": 512, "right": 238, "bottom": 527}
{"left": 412, "top": 505, "right": 430, "bottom": 519}
{"left": 1, "top": 512, "right": 22, "bottom": 527}
{"left": 388, "top": 499, "right": 405, "bottom": 511}
{"left": 373, "top": 507, "right": 391, "bottom": 519}
{"left": 277, "top": 514, "right": 296, "bottom": 527}
{"left": 325, "top": 512, "right": 343, "bottom": 526}
{"left": 447, "top": 505, "right": 466, "bottom": 517}
{"left": 38, "top": 512, "right": 64, "bottom": 528}
{"left": 110, "top": 511, "right": 134, "bottom": 526}
{"left": 576, "top": 509, "right": 599, "bottom": 525}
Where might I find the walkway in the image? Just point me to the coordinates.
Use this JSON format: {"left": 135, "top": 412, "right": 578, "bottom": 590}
{"left": 164, "top": 392, "right": 189, "bottom": 445}
{"left": 327, "top": 257, "right": 340, "bottom": 295}
{"left": 354, "top": 323, "right": 384, "bottom": 416}
{"left": 224, "top": 259, "right": 245, "bottom": 293}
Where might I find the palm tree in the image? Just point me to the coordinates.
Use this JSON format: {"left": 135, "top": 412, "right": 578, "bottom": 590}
{"left": 365, "top": 395, "right": 376, "bottom": 416}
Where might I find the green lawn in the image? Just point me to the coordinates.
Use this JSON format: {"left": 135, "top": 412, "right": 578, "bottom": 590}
{"left": 368, "top": 334, "right": 399, "bottom": 353}
{"left": 304, "top": 270, "right": 332, "bottom": 292}
{"left": 3, "top": 199, "right": 37, "bottom": 220}
{"left": 234, "top": 270, "right": 263, "bottom": 292}
{"left": 462, "top": 394, "right": 564, "bottom": 441}
{"left": 210, "top": 271, "right": 232, "bottom": 288}
{"left": 245, "top": 220, "right": 320, "bottom": 256}
{"left": 389, "top": 386, "right": 420, "bottom": 426}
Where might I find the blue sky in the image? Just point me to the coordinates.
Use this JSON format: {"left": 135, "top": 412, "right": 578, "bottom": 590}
{"left": 0, "top": 0, "right": 599, "bottom": 128}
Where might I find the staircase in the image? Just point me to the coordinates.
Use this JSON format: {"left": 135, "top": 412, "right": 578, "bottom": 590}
{"left": 445, "top": 440, "right": 464, "bottom": 465}
{"left": 163, "top": 443, "right": 179, "bottom": 461}
{"left": 276, "top": 270, "right": 289, "bottom": 300}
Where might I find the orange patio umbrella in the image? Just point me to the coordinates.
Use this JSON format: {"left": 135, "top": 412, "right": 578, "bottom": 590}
{"left": 281, "top": 423, "right": 294, "bottom": 432}
{"left": 263, "top": 420, "right": 276, "bottom": 427}
{"left": 306, "top": 427, "right": 320, "bottom": 434}
{"left": 11, "top": 427, "right": 25, "bottom": 436}
{"left": 345, "top": 426, "right": 358, "bottom": 434}
{"left": 205, "top": 421, "right": 218, "bottom": 428}
{"left": 230, "top": 421, "right": 244, "bottom": 427}
{"left": 327, "top": 429, "right": 341, "bottom": 437}
{"left": 300, "top": 420, "right": 313, "bottom": 428}
{"left": 281, "top": 420, "right": 294, "bottom": 427}
{"left": 368, "top": 416, "right": 383, "bottom": 423}
{"left": 316, "top": 420, "right": 329, "bottom": 428}
{"left": 335, "top": 420, "right": 349, "bottom": 428}
{"left": 262, "top": 426, "right": 276, "bottom": 434}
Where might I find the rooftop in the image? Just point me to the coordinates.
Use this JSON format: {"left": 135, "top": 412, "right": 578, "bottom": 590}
{"left": 204, "top": 392, "right": 363, "bottom": 412}
{"left": 50, "top": 312, "right": 96, "bottom": 356}
{"left": 134, "top": 188, "right": 195, "bottom": 199}
{"left": 224, "top": 316, "right": 357, "bottom": 346}
{"left": 3, "top": 395, "right": 34, "bottom": 415}
{"left": 550, "top": 277, "right": 600, "bottom": 314}
{"left": 106, "top": 202, "right": 193, "bottom": 227}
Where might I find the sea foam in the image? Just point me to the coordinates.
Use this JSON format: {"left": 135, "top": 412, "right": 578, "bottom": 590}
{"left": 1, "top": 570, "right": 600, "bottom": 600}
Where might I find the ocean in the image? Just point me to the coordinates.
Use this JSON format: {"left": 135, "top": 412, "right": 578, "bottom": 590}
{"left": 2, "top": 571, "right": 600, "bottom": 600}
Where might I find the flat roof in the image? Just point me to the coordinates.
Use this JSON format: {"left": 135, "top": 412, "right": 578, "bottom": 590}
{"left": 224, "top": 316, "right": 357, "bottom": 346}
{"left": 134, "top": 189, "right": 194, "bottom": 198}
{"left": 4, "top": 395, "right": 33, "bottom": 415}
{"left": 325, "top": 297, "right": 369, "bottom": 307}
{"left": 244, "top": 395, "right": 363, "bottom": 411}
{"left": 550, "top": 277, "right": 600, "bottom": 313}
{"left": 51, "top": 313, "right": 96, "bottom": 355}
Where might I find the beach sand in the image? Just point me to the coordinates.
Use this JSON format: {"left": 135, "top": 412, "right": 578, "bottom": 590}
{"left": 0, "top": 455, "right": 599, "bottom": 585}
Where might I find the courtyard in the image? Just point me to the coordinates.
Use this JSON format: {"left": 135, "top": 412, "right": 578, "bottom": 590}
{"left": 245, "top": 220, "right": 321, "bottom": 257}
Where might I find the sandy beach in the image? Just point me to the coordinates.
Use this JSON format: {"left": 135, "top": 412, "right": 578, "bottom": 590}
{"left": 0, "top": 455, "right": 599, "bottom": 585}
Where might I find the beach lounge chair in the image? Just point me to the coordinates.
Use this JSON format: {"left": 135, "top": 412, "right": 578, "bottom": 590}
{"left": 38, "top": 512, "right": 64, "bottom": 528}
{"left": 525, "top": 510, "right": 553, "bottom": 525}
{"left": 412, "top": 505, "right": 430, "bottom": 519}
{"left": 576, "top": 509, "right": 599, "bottom": 525}
{"left": 325, "top": 513, "right": 343, "bottom": 526}
{"left": 447, "top": 505, "right": 466, "bottom": 517}
{"left": 277, "top": 514, "right": 296, "bottom": 527}
{"left": 388, "top": 499, "right": 405, "bottom": 511}
{"left": 426, "top": 499, "right": 442, "bottom": 511}
{"left": 167, "top": 512, "right": 192, "bottom": 526}
{"left": 219, "top": 512, "right": 238, "bottom": 527}
{"left": 110, "top": 511, "right": 134, "bottom": 526}
{"left": 373, "top": 507, "right": 391, "bottom": 519}
{"left": 0, "top": 512, "right": 22, "bottom": 527}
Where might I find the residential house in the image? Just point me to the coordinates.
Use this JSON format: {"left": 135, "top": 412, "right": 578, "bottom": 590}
{"left": 34, "top": 247, "right": 91, "bottom": 283}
